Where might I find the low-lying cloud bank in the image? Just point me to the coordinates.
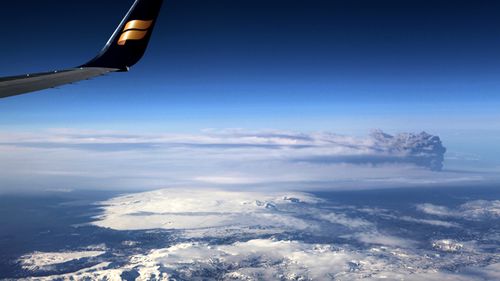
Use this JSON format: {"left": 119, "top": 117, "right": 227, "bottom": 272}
{"left": 0, "top": 128, "right": 487, "bottom": 193}
{"left": 0, "top": 129, "right": 446, "bottom": 170}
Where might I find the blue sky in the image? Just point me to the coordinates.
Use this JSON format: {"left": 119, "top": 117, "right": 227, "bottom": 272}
{"left": 0, "top": 0, "right": 499, "bottom": 192}
{"left": 1, "top": 0, "right": 499, "bottom": 130}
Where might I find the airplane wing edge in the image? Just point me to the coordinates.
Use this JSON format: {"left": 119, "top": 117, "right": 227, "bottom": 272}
{"left": 0, "top": 68, "right": 119, "bottom": 99}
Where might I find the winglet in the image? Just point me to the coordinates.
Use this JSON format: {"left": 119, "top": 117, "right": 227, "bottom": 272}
{"left": 81, "top": 0, "right": 163, "bottom": 71}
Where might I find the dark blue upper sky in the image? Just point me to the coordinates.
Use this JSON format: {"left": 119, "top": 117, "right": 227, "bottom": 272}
{"left": 0, "top": 0, "right": 499, "bottom": 132}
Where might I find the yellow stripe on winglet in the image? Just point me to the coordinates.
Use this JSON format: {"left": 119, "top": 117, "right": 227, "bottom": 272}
{"left": 117, "top": 30, "right": 148, "bottom": 45}
{"left": 123, "top": 20, "right": 153, "bottom": 31}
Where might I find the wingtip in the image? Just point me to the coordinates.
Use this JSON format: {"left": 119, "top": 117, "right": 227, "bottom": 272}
{"left": 81, "top": 0, "right": 163, "bottom": 70}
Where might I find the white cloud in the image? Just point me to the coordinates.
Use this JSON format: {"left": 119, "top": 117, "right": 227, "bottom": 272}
{"left": 353, "top": 207, "right": 460, "bottom": 228}
{"left": 318, "top": 212, "right": 373, "bottom": 228}
{"left": 398, "top": 216, "right": 460, "bottom": 228}
{"left": 417, "top": 200, "right": 500, "bottom": 220}
{"left": 416, "top": 203, "right": 455, "bottom": 217}
{"left": 353, "top": 232, "right": 416, "bottom": 248}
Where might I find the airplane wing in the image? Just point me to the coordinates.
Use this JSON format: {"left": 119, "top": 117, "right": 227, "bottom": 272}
{"left": 0, "top": 0, "right": 163, "bottom": 99}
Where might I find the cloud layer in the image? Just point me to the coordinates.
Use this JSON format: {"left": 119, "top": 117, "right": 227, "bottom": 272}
{"left": 0, "top": 129, "right": 446, "bottom": 169}
{"left": 0, "top": 128, "right": 480, "bottom": 193}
